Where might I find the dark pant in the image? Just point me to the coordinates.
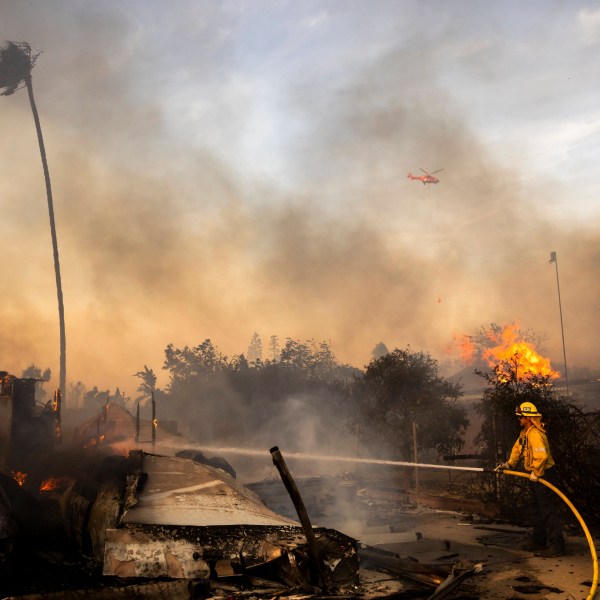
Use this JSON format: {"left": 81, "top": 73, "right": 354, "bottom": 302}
{"left": 529, "top": 467, "right": 564, "bottom": 550}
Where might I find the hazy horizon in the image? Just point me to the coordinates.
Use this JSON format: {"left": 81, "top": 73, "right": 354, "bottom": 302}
{"left": 1, "top": 1, "right": 599, "bottom": 396}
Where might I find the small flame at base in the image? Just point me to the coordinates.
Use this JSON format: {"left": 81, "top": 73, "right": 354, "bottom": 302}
{"left": 39, "top": 476, "right": 75, "bottom": 492}
{"left": 11, "top": 471, "right": 27, "bottom": 486}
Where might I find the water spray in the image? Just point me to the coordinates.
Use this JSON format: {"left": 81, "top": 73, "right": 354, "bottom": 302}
{"left": 198, "top": 446, "right": 597, "bottom": 600}
{"left": 199, "top": 445, "right": 487, "bottom": 471}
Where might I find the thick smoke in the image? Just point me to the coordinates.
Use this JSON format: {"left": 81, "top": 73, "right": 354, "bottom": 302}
{"left": 0, "top": 2, "right": 598, "bottom": 397}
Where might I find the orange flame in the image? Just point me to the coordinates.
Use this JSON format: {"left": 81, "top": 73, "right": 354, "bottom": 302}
{"left": 451, "top": 333, "right": 476, "bottom": 363}
{"left": 153, "top": 418, "right": 158, "bottom": 429}
{"left": 83, "top": 434, "right": 106, "bottom": 449}
{"left": 40, "top": 476, "right": 74, "bottom": 492}
{"left": 39, "top": 479, "right": 56, "bottom": 492}
{"left": 452, "top": 323, "right": 559, "bottom": 381}
{"left": 483, "top": 324, "right": 559, "bottom": 379}
{"left": 11, "top": 471, "right": 27, "bottom": 486}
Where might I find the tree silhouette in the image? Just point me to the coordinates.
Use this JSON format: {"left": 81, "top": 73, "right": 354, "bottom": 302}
{"left": 0, "top": 41, "right": 66, "bottom": 402}
{"left": 269, "top": 335, "right": 280, "bottom": 361}
{"left": 350, "top": 347, "right": 467, "bottom": 462}
{"left": 21, "top": 363, "right": 51, "bottom": 403}
{"left": 134, "top": 365, "right": 157, "bottom": 399}
{"left": 247, "top": 332, "right": 263, "bottom": 364}
{"left": 371, "top": 342, "right": 389, "bottom": 360}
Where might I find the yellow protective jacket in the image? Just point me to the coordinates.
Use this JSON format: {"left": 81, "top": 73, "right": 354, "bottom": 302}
{"left": 507, "top": 424, "right": 555, "bottom": 477}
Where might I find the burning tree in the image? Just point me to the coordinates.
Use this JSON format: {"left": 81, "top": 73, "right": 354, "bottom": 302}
{"left": 472, "top": 330, "right": 600, "bottom": 523}
{"left": 474, "top": 357, "right": 557, "bottom": 466}
{"left": 453, "top": 322, "right": 549, "bottom": 370}
{"left": 0, "top": 41, "right": 67, "bottom": 402}
{"left": 474, "top": 359, "right": 600, "bottom": 522}
{"left": 470, "top": 323, "right": 561, "bottom": 463}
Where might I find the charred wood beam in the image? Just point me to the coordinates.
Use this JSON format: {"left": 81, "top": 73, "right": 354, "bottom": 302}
{"left": 426, "top": 563, "right": 483, "bottom": 599}
{"left": 270, "top": 446, "right": 329, "bottom": 591}
{"left": 357, "top": 546, "right": 450, "bottom": 588}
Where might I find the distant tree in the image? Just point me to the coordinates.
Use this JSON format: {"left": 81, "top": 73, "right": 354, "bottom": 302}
{"left": 371, "top": 342, "right": 389, "bottom": 360}
{"left": 21, "top": 363, "right": 51, "bottom": 402}
{"left": 350, "top": 347, "right": 467, "bottom": 462}
{"left": 280, "top": 338, "right": 313, "bottom": 370}
{"left": 247, "top": 332, "right": 263, "bottom": 364}
{"left": 231, "top": 354, "right": 249, "bottom": 371}
{"left": 134, "top": 365, "right": 157, "bottom": 399}
{"left": 0, "top": 41, "right": 67, "bottom": 402}
{"left": 162, "top": 339, "right": 231, "bottom": 441}
{"left": 278, "top": 338, "right": 351, "bottom": 382}
{"left": 83, "top": 386, "right": 110, "bottom": 408}
{"left": 158, "top": 336, "right": 360, "bottom": 449}
{"left": 21, "top": 363, "right": 50, "bottom": 381}
{"left": 269, "top": 335, "right": 280, "bottom": 361}
{"left": 311, "top": 339, "right": 335, "bottom": 371}
{"left": 163, "top": 339, "right": 227, "bottom": 387}
{"left": 68, "top": 380, "right": 87, "bottom": 408}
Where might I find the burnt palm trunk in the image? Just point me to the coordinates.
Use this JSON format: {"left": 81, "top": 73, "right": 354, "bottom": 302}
{"left": 25, "top": 74, "right": 66, "bottom": 402}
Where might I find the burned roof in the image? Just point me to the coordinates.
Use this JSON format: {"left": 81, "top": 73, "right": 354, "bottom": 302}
{"left": 121, "top": 452, "right": 298, "bottom": 528}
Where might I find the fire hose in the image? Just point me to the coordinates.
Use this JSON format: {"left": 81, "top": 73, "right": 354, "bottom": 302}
{"left": 499, "top": 468, "right": 598, "bottom": 600}
{"left": 214, "top": 447, "right": 599, "bottom": 598}
{"left": 383, "top": 459, "right": 598, "bottom": 600}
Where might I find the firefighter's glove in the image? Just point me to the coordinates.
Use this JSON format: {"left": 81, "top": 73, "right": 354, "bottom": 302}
{"left": 495, "top": 462, "right": 509, "bottom": 472}
{"left": 529, "top": 472, "right": 539, "bottom": 482}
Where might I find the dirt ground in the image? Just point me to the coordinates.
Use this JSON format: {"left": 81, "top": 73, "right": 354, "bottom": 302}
{"left": 245, "top": 462, "right": 599, "bottom": 600}
{"left": 326, "top": 498, "right": 598, "bottom": 600}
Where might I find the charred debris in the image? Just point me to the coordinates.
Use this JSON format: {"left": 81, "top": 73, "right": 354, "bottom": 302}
{"left": 0, "top": 373, "right": 483, "bottom": 599}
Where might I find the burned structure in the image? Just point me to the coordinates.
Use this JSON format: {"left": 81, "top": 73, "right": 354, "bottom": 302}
{"left": 0, "top": 374, "right": 490, "bottom": 599}
{"left": 0, "top": 371, "right": 61, "bottom": 485}
{"left": 0, "top": 376, "right": 360, "bottom": 597}
{"left": 0, "top": 445, "right": 360, "bottom": 597}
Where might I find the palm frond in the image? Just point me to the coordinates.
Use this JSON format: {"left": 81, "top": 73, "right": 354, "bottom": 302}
{"left": 0, "top": 41, "right": 40, "bottom": 96}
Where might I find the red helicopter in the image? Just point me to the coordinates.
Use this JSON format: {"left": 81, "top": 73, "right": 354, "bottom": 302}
{"left": 407, "top": 168, "right": 444, "bottom": 185}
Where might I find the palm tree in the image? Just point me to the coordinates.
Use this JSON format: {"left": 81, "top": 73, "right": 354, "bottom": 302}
{"left": 0, "top": 41, "right": 66, "bottom": 402}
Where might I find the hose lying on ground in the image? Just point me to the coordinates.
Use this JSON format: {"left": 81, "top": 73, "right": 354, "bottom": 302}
{"left": 498, "top": 469, "right": 598, "bottom": 600}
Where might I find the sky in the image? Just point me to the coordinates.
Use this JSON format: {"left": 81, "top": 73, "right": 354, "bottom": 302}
{"left": 1, "top": 0, "right": 599, "bottom": 398}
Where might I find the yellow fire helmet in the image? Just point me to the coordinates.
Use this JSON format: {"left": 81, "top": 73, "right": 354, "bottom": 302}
{"left": 515, "top": 401, "right": 542, "bottom": 417}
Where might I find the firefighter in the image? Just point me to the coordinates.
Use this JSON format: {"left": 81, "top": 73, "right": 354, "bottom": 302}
{"left": 497, "top": 401, "right": 565, "bottom": 557}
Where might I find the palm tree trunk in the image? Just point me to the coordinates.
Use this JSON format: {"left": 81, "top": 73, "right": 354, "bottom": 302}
{"left": 25, "top": 74, "right": 66, "bottom": 403}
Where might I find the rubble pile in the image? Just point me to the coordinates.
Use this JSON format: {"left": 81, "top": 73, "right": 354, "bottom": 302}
{"left": 0, "top": 447, "right": 486, "bottom": 599}
{"left": 0, "top": 373, "right": 485, "bottom": 599}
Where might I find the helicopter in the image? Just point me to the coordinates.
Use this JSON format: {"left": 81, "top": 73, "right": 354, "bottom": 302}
{"left": 407, "top": 168, "right": 444, "bottom": 185}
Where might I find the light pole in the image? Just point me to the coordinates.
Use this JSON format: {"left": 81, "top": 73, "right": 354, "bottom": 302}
{"left": 549, "top": 251, "right": 569, "bottom": 396}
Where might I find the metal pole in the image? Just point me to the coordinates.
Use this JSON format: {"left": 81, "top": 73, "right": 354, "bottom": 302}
{"left": 355, "top": 422, "right": 361, "bottom": 480}
{"left": 135, "top": 401, "right": 140, "bottom": 444}
{"left": 151, "top": 391, "right": 156, "bottom": 450}
{"left": 412, "top": 422, "right": 419, "bottom": 506}
{"left": 549, "top": 251, "right": 569, "bottom": 396}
